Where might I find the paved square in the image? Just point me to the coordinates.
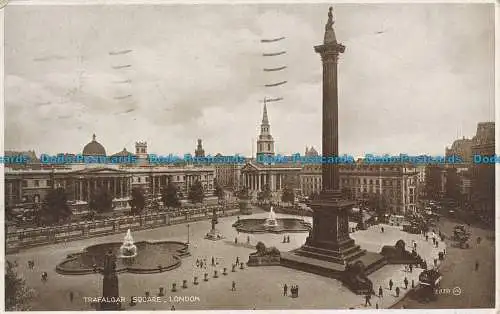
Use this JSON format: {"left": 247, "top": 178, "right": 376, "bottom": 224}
{"left": 8, "top": 210, "right": 444, "bottom": 310}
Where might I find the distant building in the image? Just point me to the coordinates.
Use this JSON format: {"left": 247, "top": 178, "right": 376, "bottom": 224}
{"left": 195, "top": 139, "right": 205, "bottom": 157}
{"left": 445, "top": 136, "right": 473, "bottom": 163}
{"left": 4, "top": 134, "right": 216, "bottom": 212}
{"left": 471, "top": 122, "right": 495, "bottom": 219}
{"left": 256, "top": 103, "right": 275, "bottom": 159}
{"left": 298, "top": 160, "right": 419, "bottom": 214}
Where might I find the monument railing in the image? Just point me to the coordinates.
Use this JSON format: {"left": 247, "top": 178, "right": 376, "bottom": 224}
{"left": 6, "top": 204, "right": 241, "bottom": 253}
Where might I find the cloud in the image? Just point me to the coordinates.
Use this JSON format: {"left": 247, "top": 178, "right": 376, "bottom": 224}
{"left": 5, "top": 4, "right": 495, "bottom": 157}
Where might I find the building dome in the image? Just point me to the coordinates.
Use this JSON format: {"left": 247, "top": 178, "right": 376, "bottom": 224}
{"left": 83, "top": 134, "right": 106, "bottom": 156}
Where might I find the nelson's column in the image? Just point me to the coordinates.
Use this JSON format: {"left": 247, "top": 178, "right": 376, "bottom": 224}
{"left": 281, "top": 7, "right": 386, "bottom": 289}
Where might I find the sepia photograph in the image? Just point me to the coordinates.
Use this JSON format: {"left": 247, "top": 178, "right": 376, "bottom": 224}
{"left": 3, "top": 2, "right": 496, "bottom": 311}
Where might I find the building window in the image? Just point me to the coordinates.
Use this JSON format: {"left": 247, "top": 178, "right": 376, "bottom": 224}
{"left": 34, "top": 180, "right": 39, "bottom": 187}
{"left": 363, "top": 179, "right": 367, "bottom": 184}
{"left": 22, "top": 180, "right": 27, "bottom": 188}
{"left": 138, "top": 177, "right": 141, "bottom": 183}
{"left": 145, "top": 177, "right": 149, "bottom": 182}
{"left": 369, "top": 179, "right": 373, "bottom": 185}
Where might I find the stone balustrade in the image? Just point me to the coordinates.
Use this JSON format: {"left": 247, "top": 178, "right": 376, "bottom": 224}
{"left": 6, "top": 204, "right": 240, "bottom": 253}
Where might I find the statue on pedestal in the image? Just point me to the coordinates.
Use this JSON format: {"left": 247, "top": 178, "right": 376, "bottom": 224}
{"left": 205, "top": 207, "right": 224, "bottom": 241}
{"left": 100, "top": 250, "right": 121, "bottom": 311}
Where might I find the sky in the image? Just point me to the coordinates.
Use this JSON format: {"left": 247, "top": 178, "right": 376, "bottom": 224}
{"left": 5, "top": 3, "right": 495, "bottom": 157}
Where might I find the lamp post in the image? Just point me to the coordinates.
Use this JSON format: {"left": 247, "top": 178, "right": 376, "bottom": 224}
{"left": 187, "top": 224, "right": 190, "bottom": 244}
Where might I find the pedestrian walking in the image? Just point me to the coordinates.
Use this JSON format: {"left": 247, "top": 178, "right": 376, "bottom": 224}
{"left": 283, "top": 235, "right": 287, "bottom": 243}
{"left": 389, "top": 279, "right": 393, "bottom": 290}
{"left": 395, "top": 287, "right": 400, "bottom": 297}
{"left": 236, "top": 256, "right": 240, "bottom": 265}
{"left": 364, "top": 293, "right": 372, "bottom": 306}
{"left": 283, "top": 284, "right": 288, "bottom": 296}
{"left": 69, "top": 291, "right": 74, "bottom": 302}
{"left": 381, "top": 227, "right": 384, "bottom": 233}
{"left": 475, "top": 260, "right": 479, "bottom": 271}
{"left": 409, "top": 264, "right": 413, "bottom": 273}
{"left": 404, "top": 277, "right": 408, "bottom": 289}
{"left": 378, "top": 286, "right": 383, "bottom": 297}
{"left": 232, "top": 281, "right": 236, "bottom": 291}
{"left": 425, "top": 234, "right": 429, "bottom": 241}
{"left": 247, "top": 236, "right": 250, "bottom": 244}
{"left": 235, "top": 237, "right": 238, "bottom": 244}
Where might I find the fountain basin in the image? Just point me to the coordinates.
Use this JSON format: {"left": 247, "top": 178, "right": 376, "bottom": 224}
{"left": 233, "top": 218, "right": 311, "bottom": 234}
{"left": 56, "top": 241, "right": 189, "bottom": 275}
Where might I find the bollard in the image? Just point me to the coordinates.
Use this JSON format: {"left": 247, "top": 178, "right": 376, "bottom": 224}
{"left": 194, "top": 276, "right": 199, "bottom": 285}
{"left": 158, "top": 287, "right": 165, "bottom": 297}
{"left": 172, "top": 283, "right": 177, "bottom": 292}
{"left": 223, "top": 267, "right": 228, "bottom": 275}
{"left": 182, "top": 280, "right": 188, "bottom": 289}
{"left": 204, "top": 273, "right": 209, "bottom": 281}
{"left": 240, "top": 263, "right": 244, "bottom": 270}
{"left": 214, "top": 270, "right": 219, "bottom": 278}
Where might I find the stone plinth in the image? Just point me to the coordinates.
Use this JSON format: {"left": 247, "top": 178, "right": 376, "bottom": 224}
{"left": 205, "top": 229, "right": 224, "bottom": 241}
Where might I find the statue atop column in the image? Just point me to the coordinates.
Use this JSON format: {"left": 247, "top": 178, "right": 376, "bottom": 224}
{"left": 324, "top": 7, "right": 338, "bottom": 45}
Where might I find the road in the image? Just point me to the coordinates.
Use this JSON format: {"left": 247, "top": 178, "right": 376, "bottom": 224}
{"left": 393, "top": 215, "right": 495, "bottom": 309}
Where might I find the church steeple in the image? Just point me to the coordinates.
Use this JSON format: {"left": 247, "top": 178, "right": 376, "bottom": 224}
{"left": 262, "top": 102, "right": 269, "bottom": 125}
{"left": 256, "top": 100, "right": 275, "bottom": 159}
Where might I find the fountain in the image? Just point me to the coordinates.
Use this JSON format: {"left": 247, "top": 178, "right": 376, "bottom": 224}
{"left": 263, "top": 206, "right": 278, "bottom": 228}
{"left": 56, "top": 229, "right": 190, "bottom": 275}
{"left": 232, "top": 206, "right": 311, "bottom": 234}
{"left": 120, "top": 229, "right": 138, "bottom": 258}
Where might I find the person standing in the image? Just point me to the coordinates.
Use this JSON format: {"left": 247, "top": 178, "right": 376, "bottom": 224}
{"left": 69, "top": 291, "right": 74, "bottom": 303}
{"left": 409, "top": 264, "right": 413, "bottom": 273}
{"left": 404, "top": 277, "right": 409, "bottom": 289}
{"left": 236, "top": 256, "right": 240, "bottom": 265}
{"left": 475, "top": 260, "right": 479, "bottom": 271}
{"left": 364, "top": 293, "right": 372, "bottom": 307}
{"left": 283, "top": 284, "right": 288, "bottom": 296}
{"left": 378, "top": 286, "right": 383, "bottom": 298}
{"left": 212, "top": 257, "right": 215, "bottom": 266}
{"left": 389, "top": 279, "right": 393, "bottom": 291}
{"left": 395, "top": 287, "right": 400, "bottom": 297}
{"left": 232, "top": 281, "right": 236, "bottom": 291}
{"left": 381, "top": 227, "right": 384, "bottom": 233}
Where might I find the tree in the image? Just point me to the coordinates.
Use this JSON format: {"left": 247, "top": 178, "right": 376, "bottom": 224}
{"left": 188, "top": 180, "right": 204, "bottom": 204}
{"left": 214, "top": 180, "right": 224, "bottom": 204}
{"left": 88, "top": 188, "right": 113, "bottom": 213}
{"left": 236, "top": 186, "right": 250, "bottom": 200}
{"left": 129, "top": 187, "right": 145, "bottom": 215}
{"left": 161, "top": 181, "right": 181, "bottom": 210}
{"left": 309, "top": 191, "right": 320, "bottom": 201}
{"left": 341, "top": 187, "right": 352, "bottom": 200}
{"left": 38, "top": 187, "right": 72, "bottom": 225}
{"left": 281, "top": 186, "right": 295, "bottom": 205}
{"left": 261, "top": 184, "right": 272, "bottom": 204}
{"left": 5, "top": 261, "right": 34, "bottom": 311}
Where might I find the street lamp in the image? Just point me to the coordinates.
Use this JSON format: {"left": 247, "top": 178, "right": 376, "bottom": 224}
{"left": 187, "top": 224, "right": 190, "bottom": 244}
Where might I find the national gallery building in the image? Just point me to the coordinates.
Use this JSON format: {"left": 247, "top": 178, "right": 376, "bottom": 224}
{"left": 5, "top": 135, "right": 216, "bottom": 212}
